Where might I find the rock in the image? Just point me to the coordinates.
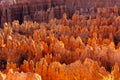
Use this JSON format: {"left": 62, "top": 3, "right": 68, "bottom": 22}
{"left": 0, "top": 69, "right": 42, "bottom": 80}
{"left": 0, "top": 0, "right": 120, "bottom": 27}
